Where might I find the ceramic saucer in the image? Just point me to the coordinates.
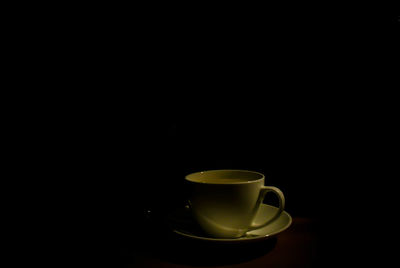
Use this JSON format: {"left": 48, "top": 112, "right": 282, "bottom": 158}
{"left": 168, "top": 204, "right": 292, "bottom": 243}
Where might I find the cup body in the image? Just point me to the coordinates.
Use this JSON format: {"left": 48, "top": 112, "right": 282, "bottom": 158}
{"left": 185, "top": 170, "right": 265, "bottom": 238}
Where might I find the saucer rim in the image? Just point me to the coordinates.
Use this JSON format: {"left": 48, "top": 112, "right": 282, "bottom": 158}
{"left": 172, "top": 204, "right": 292, "bottom": 243}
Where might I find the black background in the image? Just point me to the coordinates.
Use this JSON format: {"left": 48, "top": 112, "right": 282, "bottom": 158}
{"left": 7, "top": 3, "right": 398, "bottom": 266}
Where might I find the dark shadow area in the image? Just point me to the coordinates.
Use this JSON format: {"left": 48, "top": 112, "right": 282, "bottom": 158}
{"left": 122, "top": 233, "right": 277, "bottom": 267}
{"left": 115, "top": 208, "right": 277, "bottom": 267}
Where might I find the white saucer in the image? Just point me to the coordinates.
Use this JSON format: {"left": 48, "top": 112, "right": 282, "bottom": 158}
{"left": 169, "top": 204, "right": 292, "bottom": 243}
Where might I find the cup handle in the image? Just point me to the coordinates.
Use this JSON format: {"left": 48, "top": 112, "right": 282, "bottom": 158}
{"left": 248, "top": 186, "right": 285, "bottom": 230}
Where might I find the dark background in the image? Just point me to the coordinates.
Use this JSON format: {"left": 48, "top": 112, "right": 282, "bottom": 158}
{"left": 7, "top": 4, "right": 398, "bottom": 266}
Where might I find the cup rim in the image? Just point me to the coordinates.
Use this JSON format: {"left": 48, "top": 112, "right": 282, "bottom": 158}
{"left": 185, "top": 169, "right": 265, "bottom": 184}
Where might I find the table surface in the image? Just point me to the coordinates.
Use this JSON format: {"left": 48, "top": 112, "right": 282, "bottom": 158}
{"left": 119, "top": 217, "right": 319, "bottom": 268}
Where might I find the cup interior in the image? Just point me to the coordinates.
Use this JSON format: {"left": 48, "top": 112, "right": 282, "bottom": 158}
{"left": 185, "top": 170, "right": 264, "bottom": 184}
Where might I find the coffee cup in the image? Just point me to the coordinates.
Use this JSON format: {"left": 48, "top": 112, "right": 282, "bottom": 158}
{"left": 185, "top": 169, "right": 285, "bottom": 238}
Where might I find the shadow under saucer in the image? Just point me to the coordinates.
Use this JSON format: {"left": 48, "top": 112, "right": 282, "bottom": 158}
{"left": 121, "top": 207, "right": 279, "bottom": 267}
{"left": 136, "top": 232, "right": 278, "bottom": 267}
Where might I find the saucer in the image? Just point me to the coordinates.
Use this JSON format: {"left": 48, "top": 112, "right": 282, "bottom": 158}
{"left": 168, "top": 204, "right": 292, "bottom": 243}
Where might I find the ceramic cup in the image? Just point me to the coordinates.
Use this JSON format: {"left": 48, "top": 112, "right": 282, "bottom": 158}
{"left": 185, "top": 170, "right": 285, "bottom": 238}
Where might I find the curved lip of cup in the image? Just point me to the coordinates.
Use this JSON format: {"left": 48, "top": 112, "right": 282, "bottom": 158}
{"left": 185, "top": 169, "right": 265, "bottom": 185}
